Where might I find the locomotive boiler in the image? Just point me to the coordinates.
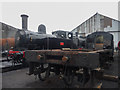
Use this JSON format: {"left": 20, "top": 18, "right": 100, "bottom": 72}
{"left": 14, "top": 14, "right": 77, "bottom": 50}
{"left": 15, "top": 29, "right": 77, "bottom": 50}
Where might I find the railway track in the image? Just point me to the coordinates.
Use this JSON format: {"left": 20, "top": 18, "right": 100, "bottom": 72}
{"left": 0, "top": 57, "right": 28, "bottom": 73}
{"left": 1, "top": 64, "right": 27, "bottom": 73}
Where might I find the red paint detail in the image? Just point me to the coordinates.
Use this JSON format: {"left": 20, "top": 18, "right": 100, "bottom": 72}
{"left": 60, "top": 42, "right": 64, "bottom": 46}
{"left": 23, "top": 51, "right": 25, "bottom": 58}
{"left": 8, "top": 50, "right": 25, "bottom": 58}
{"left": 9, "top": 50, "right": 19, "bottom": 54}
{"left": 79, "top": 48, "right": 82, "bottom": 50}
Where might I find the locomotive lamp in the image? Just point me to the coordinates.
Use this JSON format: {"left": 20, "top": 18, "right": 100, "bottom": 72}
{"left": 68, "top": 32, "right": 73, "bottom": 39}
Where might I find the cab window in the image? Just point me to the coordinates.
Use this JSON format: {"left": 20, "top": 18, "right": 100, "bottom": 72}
{"left": 96, "top": 35, "right": 103, "bottom": 43}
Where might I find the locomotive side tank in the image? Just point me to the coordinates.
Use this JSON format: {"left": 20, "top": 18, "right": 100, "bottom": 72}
{"left": 52, "top": 30, "right": 86, "bottom": 49}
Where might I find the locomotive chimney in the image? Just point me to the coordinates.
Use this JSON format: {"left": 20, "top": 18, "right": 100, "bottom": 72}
{"left": 21, "top": 14, "right": 29, "bottom": 30}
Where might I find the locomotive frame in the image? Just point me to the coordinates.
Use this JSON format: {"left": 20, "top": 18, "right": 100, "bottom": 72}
{"left": 25, "top": 49, "right": 117, "bottom": 88}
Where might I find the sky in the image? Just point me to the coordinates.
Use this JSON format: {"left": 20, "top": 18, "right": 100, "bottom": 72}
{"left": 1, "top": 1, "right": 119, "bottom": 34}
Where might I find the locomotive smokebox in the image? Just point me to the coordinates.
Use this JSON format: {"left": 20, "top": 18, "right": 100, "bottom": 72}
{"left": 21, "top": 14, "right": 29, "bottom": 30}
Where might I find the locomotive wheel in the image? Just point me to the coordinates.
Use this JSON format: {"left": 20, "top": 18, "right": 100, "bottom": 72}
{"left": 63, "top": 70, "right": 74, "bottom": 86}
{"left": 11, "top": 54, "right": 17, "bottom": 66}
{"left": 38, "top": 64, "right": 50, "bottom": 81}
{"left": 6, "top": 52, "right": 10, "bottom": 61}
{"left": 63, "top": 75, "right": 74, "bottom": 86}
{"left": 77, "top": 68, "right": 90, "bottom": 86}
{"left": 7, "top": 55, "right": 11, "bottom": 62}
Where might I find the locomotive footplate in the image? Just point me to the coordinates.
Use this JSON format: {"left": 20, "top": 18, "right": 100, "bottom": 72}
{"left": 25, "top": 49, "right": 100, "bottom": 69}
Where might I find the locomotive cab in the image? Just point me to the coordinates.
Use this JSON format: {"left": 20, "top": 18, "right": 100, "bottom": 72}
{"left": 86, "top": 31, "right": 114, "bottom": 51}
{"left": 86, "top": 31, "right": 114, "bottom": 67}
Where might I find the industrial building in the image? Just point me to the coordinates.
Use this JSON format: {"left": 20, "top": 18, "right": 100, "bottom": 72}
{"left": 71, "top": 13, "right": 120, "bottom": 49}
{"left": 0, "top": 22, "right": 18, "bottom": 51}
{"left": 0, "top": 15, "right": 29, "bottom": 51}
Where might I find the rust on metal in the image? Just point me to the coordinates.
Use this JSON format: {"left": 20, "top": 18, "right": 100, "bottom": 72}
{"left": 37, "top": 55, "right": 43, "bottom": 60}
{"left": 102, "top": 74, "right": 118, "bottom": 82}
{"left": 62, "top": 56, "right": 68, "bottom": 62}
{"left": 0, "top": 38, "right": 15, "bottom": 49}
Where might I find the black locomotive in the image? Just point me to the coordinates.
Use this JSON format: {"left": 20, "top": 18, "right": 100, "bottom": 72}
{"left": 7, "top": 14, "right": 77, "bottom": 65}
{"left": 8, "top": 27, "right": 77, "bottom": 65}
{"left": 25, "top": 31, "right": 116, "bottom": 87}
{"left": 15, "top": 29, "right": 77, "bottom": 50}
{"left": 13, "top": 14, "right": 77, "bottom": 50}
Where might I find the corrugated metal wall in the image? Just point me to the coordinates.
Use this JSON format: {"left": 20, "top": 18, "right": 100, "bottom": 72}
{"left": 0, "top": 23, "right": 2, "bottom": 51}
{"left": 71, "top": 13, "right": 120, "bottom": 48}
{"left": 0, "top": 22, "right": 18, "bottom": 51}
{"left": 2, "top": 23, "right": 18, "bottom": 38}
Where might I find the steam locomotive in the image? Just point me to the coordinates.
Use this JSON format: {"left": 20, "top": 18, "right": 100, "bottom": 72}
{"left": 6, "top": 14, "right": 114, "bottom": 67}
{"left": 7, "top": 14, "right": 77, "bottom": 65}
{"left": 8, "top": 28, "right": 77, "bottom": 65}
